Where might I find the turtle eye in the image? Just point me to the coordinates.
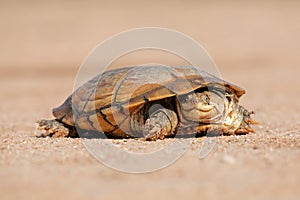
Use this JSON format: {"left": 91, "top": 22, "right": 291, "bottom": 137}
{"left": 201, "top": 94, "right": 209, "bottom": 103}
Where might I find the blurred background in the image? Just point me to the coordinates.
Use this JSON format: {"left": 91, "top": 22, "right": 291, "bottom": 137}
{"left": 1, "top": 0, "right": 299, "bottom": 70}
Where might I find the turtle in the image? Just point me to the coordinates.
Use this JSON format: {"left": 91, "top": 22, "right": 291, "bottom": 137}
{"left": 38, "top": 65, "right": 257, "bottom": 141}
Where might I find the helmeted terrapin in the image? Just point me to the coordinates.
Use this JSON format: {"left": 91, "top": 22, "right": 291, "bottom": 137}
{"left": 38, "top": 66, "right": 256, "bottom": 140}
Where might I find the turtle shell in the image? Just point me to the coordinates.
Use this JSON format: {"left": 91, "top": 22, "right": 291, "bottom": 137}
{"left": 53, "top": 66, "right": 245, "bottom": 138}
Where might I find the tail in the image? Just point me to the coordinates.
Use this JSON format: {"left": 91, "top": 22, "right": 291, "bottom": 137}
{"left": 52, "top": 95, "right": 75, "bottom": 126}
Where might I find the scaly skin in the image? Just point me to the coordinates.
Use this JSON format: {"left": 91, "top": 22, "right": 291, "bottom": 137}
{"left": 143, "top": 108, "right": 178, "bottom": 141}
{"left": 37, "top": 119, "right": 77, "bottom": 138}
{"left": 140, "top": 91, "right": 256, "bottom": 140}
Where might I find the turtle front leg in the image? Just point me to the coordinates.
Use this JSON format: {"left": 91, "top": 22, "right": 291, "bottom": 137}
{"left": 37, "top": 119, "right": 78, "bottom": 138}
{"left": 143, "top": 108, "right": 178, "bottom": 141}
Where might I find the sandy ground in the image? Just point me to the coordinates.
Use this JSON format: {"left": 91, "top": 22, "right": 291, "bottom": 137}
{"left": 0, "top": 1, "right": 300, "bottom": 199}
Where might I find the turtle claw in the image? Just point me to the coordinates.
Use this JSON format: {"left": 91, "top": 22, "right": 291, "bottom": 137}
{"left": 247, "top": 118, "right": 259, "bottom": 125}
{"left": 142, "top": 117, "right": 167, "bottom": 141}
{"left": 141, "top": 108, "right": 178, "bottom": 141}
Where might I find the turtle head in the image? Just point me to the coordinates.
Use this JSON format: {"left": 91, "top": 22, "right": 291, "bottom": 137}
{"left": 180, "top": 89, "right": 257, "bottom": 134}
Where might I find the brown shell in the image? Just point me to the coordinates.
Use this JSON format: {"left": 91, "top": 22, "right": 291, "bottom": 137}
{"left": 53, "top": 66, "right": 245, "bottom": 137}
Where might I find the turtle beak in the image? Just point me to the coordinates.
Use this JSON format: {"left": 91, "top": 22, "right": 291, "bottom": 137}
{"left": 196, "top": 104, "right": 214, "bottom": 112}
